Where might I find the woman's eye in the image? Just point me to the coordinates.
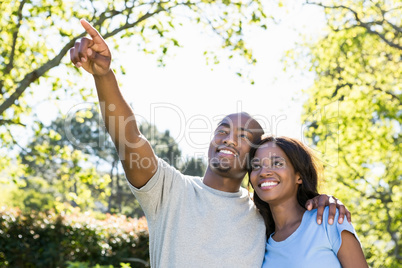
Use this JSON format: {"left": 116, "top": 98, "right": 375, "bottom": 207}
{"left": 274, "top": 161, "right": 285, "bottom": 168}
{"left": 217, "top": 130, "right": 226, "bottom": 134}
{"left": 251, "top": 164, "right": 261, "bottom": 170}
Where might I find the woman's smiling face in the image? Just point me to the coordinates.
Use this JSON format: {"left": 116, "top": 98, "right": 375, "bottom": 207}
{"left": 250, "top": 142, "right": 302, "bottom": 205}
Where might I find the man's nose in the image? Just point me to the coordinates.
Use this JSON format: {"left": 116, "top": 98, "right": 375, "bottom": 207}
{"left": 223, "top": 133, "right": 237, "bottom": 146}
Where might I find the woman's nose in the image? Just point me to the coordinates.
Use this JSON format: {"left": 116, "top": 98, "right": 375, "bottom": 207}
{"left": 260, "top": 167, "right": 273, "bottom": 177}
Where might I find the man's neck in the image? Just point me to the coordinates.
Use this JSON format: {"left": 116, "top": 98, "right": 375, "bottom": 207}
{"left": 202, "top": 168, "right": 244, "bottom": 193}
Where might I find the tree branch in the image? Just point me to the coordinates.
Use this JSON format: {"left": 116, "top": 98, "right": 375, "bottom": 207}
{"left": 338, "top": 151, "right": 377, "bottom": 195}
{"left": 373, "top": 86, "right": 402, "bottom": 105}
{"left": 0, "top": 35, "right": 82, "bottom": 116}
{"left": 331, "top": 82, "right": 352, "bottom": 99}
{"left": 306, "top": 1, "right": 402, "bottom": 51}
{"left": 0, "top": 0, "right": 27, "bottom": 95}
{"left": 382, "top": 193, "right": 401, "bottom": 260}
{"left": 4, "top": 0, "right": 27, "bottom": 75}
{"left": 0, "top": 119, "right": 26, "bottom": 127}
{"left": 377, "top": 3, "right": 402, "bottom": 33}
{"left": 358, "top": 22, "right": 402, "bottom": 51}
{"left": 0, "top": 2, "right": 174, "bottom": 117}
{"left": 385, "top": 19, "right": 402, "bottom": 34}
{"left": 102, "top": 6, "right": 166, "bottom": 39}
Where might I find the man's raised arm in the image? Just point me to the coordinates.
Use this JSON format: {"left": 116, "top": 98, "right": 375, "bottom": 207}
{"left": 70, "top": 19, "right": 157, "bottom": 188}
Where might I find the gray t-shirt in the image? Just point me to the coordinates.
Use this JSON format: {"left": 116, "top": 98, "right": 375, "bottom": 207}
{"left": 127, "top": 158, "right": 266, "bottom": 267}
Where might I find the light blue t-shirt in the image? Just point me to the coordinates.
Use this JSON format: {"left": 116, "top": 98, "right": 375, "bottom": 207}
{"left": 262, "top": 207, "right": 359, "bottom": 268}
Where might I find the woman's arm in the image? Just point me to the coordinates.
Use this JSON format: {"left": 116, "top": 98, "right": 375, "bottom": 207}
{"left": 337, "top": 231, "right": 368, "bottom": 268}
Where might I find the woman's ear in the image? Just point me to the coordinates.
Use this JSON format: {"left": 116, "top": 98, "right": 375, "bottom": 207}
{"left": 296, "top": 173, "right": 302, "bottom": 185}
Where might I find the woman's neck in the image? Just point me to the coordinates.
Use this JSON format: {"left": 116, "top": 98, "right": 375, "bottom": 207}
{"left": 270, "top": 200, "right": 306, "bottom": 242}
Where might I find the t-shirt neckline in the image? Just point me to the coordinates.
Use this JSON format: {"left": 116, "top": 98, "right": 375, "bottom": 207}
{"left": 268, "top": 209, "right": 309, "bottom": 247}
{"left": 200, "top": 179, "right": 245, "bottom": 198}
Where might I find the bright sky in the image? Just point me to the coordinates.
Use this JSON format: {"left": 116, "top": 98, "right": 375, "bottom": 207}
{"left": 34, "top": 2, "right": 325, "bottom": 159}
{"left": 116, "top": 3, "right": 325, "bottom": 157}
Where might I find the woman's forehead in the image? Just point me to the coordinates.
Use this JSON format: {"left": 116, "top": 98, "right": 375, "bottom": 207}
{"left": 255, "top": 142, "right": 285, "bottom": 156}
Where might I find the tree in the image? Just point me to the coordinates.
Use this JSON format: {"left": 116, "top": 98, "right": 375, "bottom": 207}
{"left": 16, "top": 106, "right": 205, "bottom": 216}
{"left": 0, "top": 0, "right": 268, "bottom": 130}
{"left": 0, "top": 0, "right": 271, "bottom": 196}
{"left": 295, "top": 1, "right": 401, "bottom": 267}
{"left": 180, "top": 156, "right": 206, "bottom": 176}
{"left": 18, "top": 120, "right": 110, "bottom": 212}
{"left": 1, "top": 0, "right": 268, "bottom": 214}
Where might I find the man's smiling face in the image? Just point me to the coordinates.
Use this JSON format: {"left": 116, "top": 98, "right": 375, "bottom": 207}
{"left": 207, "top": 113, "right": 264, "bottom": 180}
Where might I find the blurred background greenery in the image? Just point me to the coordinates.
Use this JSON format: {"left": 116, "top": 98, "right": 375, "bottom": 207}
{"left": 0, "top": 0, "right": 400, "bottom": 267}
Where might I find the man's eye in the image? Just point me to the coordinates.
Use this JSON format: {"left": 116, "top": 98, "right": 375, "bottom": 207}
{"left": 217, "top": 130, "right": 227, "bottom": 134}
{"left": 239, "top": 133, "right": 250, "bottom": 140}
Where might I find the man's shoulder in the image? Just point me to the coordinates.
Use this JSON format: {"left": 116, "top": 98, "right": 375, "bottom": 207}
{"left": 158, "top": 158, "right": 202, "bottom": 178}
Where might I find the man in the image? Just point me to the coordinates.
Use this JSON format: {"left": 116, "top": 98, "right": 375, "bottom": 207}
{"left": 70, "top": 19, "right": 350, "bottom": 267}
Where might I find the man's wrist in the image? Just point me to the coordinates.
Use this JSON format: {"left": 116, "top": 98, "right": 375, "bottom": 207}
{"left": 93, "top": 69, "right": 114, "bottom": 80}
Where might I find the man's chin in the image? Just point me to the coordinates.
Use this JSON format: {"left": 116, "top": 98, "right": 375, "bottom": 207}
{"left": 210, "top": 161, "right": 232, "bottom": 173}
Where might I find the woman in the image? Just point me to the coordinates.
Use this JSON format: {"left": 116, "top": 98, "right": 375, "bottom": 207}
{"left": 248, "top": 135, "right": 367, "bottom": 268}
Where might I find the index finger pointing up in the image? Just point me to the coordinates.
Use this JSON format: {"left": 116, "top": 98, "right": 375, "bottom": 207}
{"left": 80, "top": 19, "right": 101, "bottom": 39}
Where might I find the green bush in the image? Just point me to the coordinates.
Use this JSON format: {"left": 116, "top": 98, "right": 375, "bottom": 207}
{"left": 0, "top": 207, "right": 149, "bottom": 267}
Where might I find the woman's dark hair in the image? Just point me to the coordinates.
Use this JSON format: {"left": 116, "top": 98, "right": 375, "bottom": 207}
{"left": 248, "top": 135, "right": 321, "bottom": 238}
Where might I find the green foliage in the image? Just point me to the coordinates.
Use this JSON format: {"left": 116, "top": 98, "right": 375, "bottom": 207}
{"left": 0, "top": 206, "right": 149, "bottom": 268}
{"left": 66, "top": 262, "right": 113, "bottom": 268}
{"left": 180, "top": 156, "right": 206, "bottom": 176}
{"left": 18, "top": 121, "right": 109, "bottom": 212}
{"left": 139, "top": 122, "right": 182, "bottom": 168}
{"left": 294, "top": 1, "right": 401, "bottom": 267}
{"left": 66, "top": 262, "right": 132, "bottom": 268}
{"left": 4, "top": 107, "right": 205, "bottom": 217}
{"left": 0, "top": 0, "right": 269, "bottom": 135}
{"left": 0, "top": 0, "right": 262, "bottom": 214}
